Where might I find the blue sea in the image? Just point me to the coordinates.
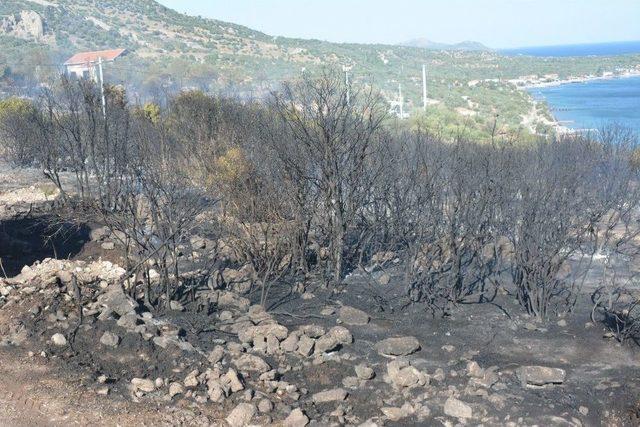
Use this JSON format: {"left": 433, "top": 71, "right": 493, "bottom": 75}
{"left": 501, "top": 41, "right": 640, "bottom": 57}
{"left": 529, "top": 77, "right": 640, "bottom": 135}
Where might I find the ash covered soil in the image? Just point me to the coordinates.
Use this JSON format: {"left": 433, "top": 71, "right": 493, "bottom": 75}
{"left": 1, "top": 169, "right": 640, "bottom": 427}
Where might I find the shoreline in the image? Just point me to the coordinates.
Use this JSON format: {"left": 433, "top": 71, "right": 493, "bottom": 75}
{"left": 520, "top": 69, "right": 640, "bottom": 89}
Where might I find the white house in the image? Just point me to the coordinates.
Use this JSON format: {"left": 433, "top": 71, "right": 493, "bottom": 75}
{"left": 64, "top": 48, "right": 127, "bottom": 82}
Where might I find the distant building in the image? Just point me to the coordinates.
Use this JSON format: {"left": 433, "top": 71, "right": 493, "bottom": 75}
{"left": 63, "top": 48, "right": 127, "bottom": 82}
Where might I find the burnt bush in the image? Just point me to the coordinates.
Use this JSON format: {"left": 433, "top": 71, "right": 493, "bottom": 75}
{"left": 2, "top": 72, "right": 640, "bottom": 322}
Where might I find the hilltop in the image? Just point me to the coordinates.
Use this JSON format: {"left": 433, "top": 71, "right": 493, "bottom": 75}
{"left": 401, "top": 38, "right": 492, "bottom": 52}
{"left": 0, "top": 0, "right": 639, "bottom": 138}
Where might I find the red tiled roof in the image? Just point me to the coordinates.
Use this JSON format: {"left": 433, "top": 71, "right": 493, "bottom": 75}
{"left": 64, "top": 48, "right": 127, "bottom": 66}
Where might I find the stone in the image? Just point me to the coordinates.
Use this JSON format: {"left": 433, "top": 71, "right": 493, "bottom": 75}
{"left": 338, "top": 306, "right": 370, "bottom": 325}
{"left": 281, "top": 333, "right": 300, "bottom": 352}
{"left": 99, "top": 331, "right": 120, "bottom": 348}
{"left": 184, "top": 370, "right": 200, "bottom": 388}
{"left": 298, "top": 324, "right": 325, "bottom": 338}
{"left": 226, "top": 403, "right": 256, "bottom": 427}
{"left": 579, "top": 406, "right": 589, "bottom": 416}
{"left": 90, "top": 226, "right": 110, "bottom": 242}
{"left": 208, "top": 345, "right": 225, "bottom": 364}
{"left": 225, "top": 369, "right": 244, "bottom": 393}
{"left": 386, "top": 359, "right": 429, "bottom": 388}
{"left": 381, "top": 405, "right": 413, "bottom": 421}
{"left": 51, "top": 333, "right": 67, "bottom": 346}
{"left": 297, "top": 335, "right": 315, "bottom": 357}
{"left": 312, "top": 388, "right": 348, "bottom": 403}
{"left": 101, "top": 241, "right": 115, "bottom": 250}
{"left": 234, "top": 353, "right": 271, "bottom": 374}
{"left": 516, "top": 366, "right": 566, "bottom": 387}
{"left": 377, "top": 273, "right": 391, "bottom": 286}
{"left": 444, "top": 397, "right": 473, "bottom": 419}
{"left": 258, "top": 398, "right": 274, "bottom": 413}
{"left": 169, "top": 382, "right": 184, "bottom": 398}
{"left": 131, "top": 378, "right": 156, "bottom": 393}
{"left": 169, "top": 300, "right": 184, "bottom": 311}
{"left": 238, "top": 324, "right": 288, "bottom": 344}
{"left": 355, "top": 364, "right": 375, "bottom": 380}
{"left": 375, "top": 336, "right": 421, "bottom": 357}
{"left": 342, "top": 376, "right": 360, "bottom": 388}
{"left": 284, "top": 408, "right": 310, "bottom": 426}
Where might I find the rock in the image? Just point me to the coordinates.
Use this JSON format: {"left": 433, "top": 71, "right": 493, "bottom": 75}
{"left": 168, "top": 382, "right": 184, "bottom": 398}
{"left": 101, "top": 241, "right": 115, "bottom": 250}
{"left": 234, "top": 353, "right": 271, "bottom": 374}
{"left": 558, "top": 319, "right": 568, "bottom": 327}
{"left": 226, "top": 403, "right": 256, "bottom": 427}
{"left": 297, "top": 335, "right": 315, "bottom": 356}
{"left": 284, "top": 408, "right": 310, "bottom": 426}
{"left": 312, "top": 388, "right": 348, "bottom": 403}
{"left": 98, "top": 284, "right": 137, "bottom": 318}
{"left": 169, "top": 300, "right": 184, "bottom": 311}
{"left": 338, "top": 306, "right": 370, "bottom": 325}
{"left": 258, "top": 398, "right": 274, "bottom": 413}
{"left": 299, "top": 324, "right": 325, "bottom": 338}
{"left": 281, "top": 333, "right": 300, "bottom": 353}
{"left": 208, "top": 345, "right": 225, "bottom": 364}
{"left": 238, "top": 324, "right": 288, "bottom": 344}
{"left": 131, "top": 378, "right": 156, "bottom": 393}
{"left": 321, "top": 307, "right": 335, "bottom": 316}
{"left": 444, "top": 397, "right": 473, "bottom": 419}
{"left": 355, "top": 364, "right": 375, "bottom": 380}
{"left": 386, "top": 359, "right": 429, "bottom": 389}
{"left": 375, "top": 336, "right": 421, "bottom": 357}
{"left": 99, "top": 331, "right": 120, "bottom": 348}
{"left": 377, "top": 273, "right": 391, "bottom": 286}
{"left": 516, "top": 366, "right": 566, "bottom": 387}
{"left": 51, "top": 333, "right": 67, "bottom": 346}
{"left": 90, "top": 226, "right": 110, "bottom": 242}
{"left": 225, "top": 369, "right": 244, "bottom": 393}
{"left": 184, "top": 370, "right": 200, "bottom": 388}
{"left": 381, "top": 404, "right": 414, "bottom": 421}
{"left": 579, "top": 406, "right": 589, "bottom": 416}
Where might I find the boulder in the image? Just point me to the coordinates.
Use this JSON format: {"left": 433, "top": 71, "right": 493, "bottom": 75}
{"left": 168, "top": 382, "right": 184, "bottom": 398}
{"left": 234, "top": 353, "right": 271, "bottom": 374}
{"left": 516, "top": 366, "right": 566, "bottom": 387}
{"left": 444, "top": 397, "right": 473, "bottom": 419}
{"left": 375, "top": 336, "right": 421, "bottom": 357}
{"left": 131, "top": 378, "right": 156, "bottom": 393}
{"left": 51, "top": 333, "right": 67, "bottom": 346}
{"left": 238, "top": 323, "right": 288, "bottom": 344}
{"left": 338, "top": 306, "right": 370, "bottom": 325}
{"left": 312, "top": 388, "right": 348, "bottom": 403}
{"left": 355, "top": 364, "right": 375, "bottom": 380}
{"left": 284, "top": 408, "right": 310, "bottom": 426}
{"left": 99, "top": 331, "right": 120, "bottom": 348}
{"left": 226, "top": 403, "right": 256, "bottom": 427}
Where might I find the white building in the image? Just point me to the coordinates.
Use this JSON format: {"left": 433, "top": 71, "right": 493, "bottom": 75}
{"left": 64, "top": 48, "right": 127, "bottom": 82}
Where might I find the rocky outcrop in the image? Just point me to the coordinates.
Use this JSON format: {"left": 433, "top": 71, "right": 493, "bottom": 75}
{"left": 0, "top": 11, "right": 45, "bottom": 40}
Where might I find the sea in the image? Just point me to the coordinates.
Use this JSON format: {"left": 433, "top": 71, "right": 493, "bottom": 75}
{"left": 501, "top": 41, "right": 640, "bottom": 134}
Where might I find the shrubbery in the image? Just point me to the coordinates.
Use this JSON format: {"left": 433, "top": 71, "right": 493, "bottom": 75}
{"left": 1, "top": 70, "right": 639, "bottom": 324}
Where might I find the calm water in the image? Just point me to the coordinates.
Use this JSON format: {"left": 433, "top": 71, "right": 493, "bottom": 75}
{"left": 501, "top": 41, "right": 640, "bottom": 57}
{"left": 529, "top": 77, "right": 640, "bottom": 134}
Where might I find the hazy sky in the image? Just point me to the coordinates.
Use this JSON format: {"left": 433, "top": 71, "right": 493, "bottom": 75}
{"left": 157, "top": 0, "right": 640, "bottom": 49}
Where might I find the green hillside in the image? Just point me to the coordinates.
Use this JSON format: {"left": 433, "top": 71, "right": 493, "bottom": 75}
{"left": 1, "top": 0, "right": 639, "bottom": 139}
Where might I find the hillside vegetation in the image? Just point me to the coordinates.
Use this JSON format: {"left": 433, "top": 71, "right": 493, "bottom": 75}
{"left": 0, "top": 0, "right": 639, "bottom": 139}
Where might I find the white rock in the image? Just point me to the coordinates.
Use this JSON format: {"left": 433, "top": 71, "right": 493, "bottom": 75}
{"left": 226, "top": 403, "right": 256, "bottom": 427}
{"left": 444, "top": 397, "right": 473, "bottom": 419}
{"left": 51, "top": 333, "right": 67, "bottom": 346}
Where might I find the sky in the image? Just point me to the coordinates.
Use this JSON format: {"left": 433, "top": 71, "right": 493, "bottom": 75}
{"left": 157, "top": 0, "right": 640, "bottom": 49}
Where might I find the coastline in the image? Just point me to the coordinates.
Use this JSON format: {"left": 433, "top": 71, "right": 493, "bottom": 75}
{"left": 520, "top": 69, "right": 640, "bottom": 89}
{"left": 521, "top": 71, "right": 640, "bottom": 135}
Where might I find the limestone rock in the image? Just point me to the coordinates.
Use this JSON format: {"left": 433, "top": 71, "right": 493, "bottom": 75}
{"left": 312, "top": 388, "right": 348, "bottom": 403}
{"left": 284, "top": 408, "right": 310, "bottom": 426}
{"left": 168, "top": 382, "right": 184, "bottom": 398}
{"left": 99, "top": 331, "right": 120, "bottom": 348}
{"left": 226, "top": 403, "right": 256, "bottom": 427}
{"left": 355, "top": 364, "right": 375, "bottom": 380}
{"left": 131, "top": 378, "right": 156, "bottom": 393}
{"left": 444, "top": 397, "right": 473, "bottom": 419}
{"left": 51, "top": 333, "right": 67, "bottom": 346}
{"left": 375, "top": 336, "right": 421, "bottom": 357}
{"left": 234, "top": 353, "right": 271, "bottom": 374}
{"left": 516, "top": 366, "right": 566, "bottom": 387}
{"left": 338, "top": 306, "right": 370, "bottom": 325}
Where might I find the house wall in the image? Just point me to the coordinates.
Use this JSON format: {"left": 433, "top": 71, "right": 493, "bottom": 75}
{"left": 66, "top": 64, "right": 98, "bottom": 82}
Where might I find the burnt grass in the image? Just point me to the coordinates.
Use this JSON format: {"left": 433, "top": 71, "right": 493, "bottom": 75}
{"left": 2, "top": 222, "right": 640, "bottom": 426}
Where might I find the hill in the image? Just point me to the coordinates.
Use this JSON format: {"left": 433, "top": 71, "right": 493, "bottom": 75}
{"left": 401, "top": 38, "right": 492, "bottom": 52}
{"left": 0, "top": 0, "right": 639, "bottom": 139}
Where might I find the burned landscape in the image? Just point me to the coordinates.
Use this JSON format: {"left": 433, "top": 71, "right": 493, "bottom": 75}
{"left": 1, "top": 71, "right": 640, "bottom": 427}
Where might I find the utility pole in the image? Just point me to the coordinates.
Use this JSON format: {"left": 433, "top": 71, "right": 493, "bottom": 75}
{"left": 343, "top": 65, "right": 350, "bottom": 106}
{"left": 422, "top": 64, "right": 428, "bottom": 112}
{"left": 98, "top": 57, "right": 106, "bottom": 118}
{"left": 398, "top": 83, "right": 404, "bottom": 119}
